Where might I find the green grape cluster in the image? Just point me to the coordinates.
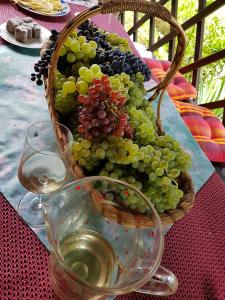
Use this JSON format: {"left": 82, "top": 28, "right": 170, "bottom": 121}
{"left": 105, "top": 136, "right": 140, "bottom": 165}
{"left": 54, "top": 71, "right": 78, "bottom": 113}
{"left": 72, "top": 138, "right": 103, "bottom": 171}
{"left": 60, "top": 34, "right": 98, "bottom": 63}
{"left": 131, "top": 72, "right": 145, "bottom": 87}
{"left": 109, "top": 72, "right": 133, "bottom": 96}
{"left": 153, "top": 135, "right": 192, "bottom": 172}
{"left": 106, "top": 33, "right": 131, "bottom": 52}
{"left": 99, "top": 164, "right": 149, "bottom": 212}
{"left": 126, "top": 73, "right": 147, "bottom": 109}
{"left": 98, "top": 167, "right": 150, "bottom": 214}
{"left": 128, "top": 106, "right": 157, "bottom": 145}
{"left": 72, "top": 136, "right": 141, "bottom": 171}
{"left": 109, "top": 72, "right": 147, "bottom": 109}
{"left": 96, "top": 142, "right": 186, "bottom": 214}
{"left": 54, "top": 64, "right": 104, "bottom": 113}
{"left": 130, "top": 141, "right": 189, "bottom": 212}
{"left": 143, "top": 104, "right": 156, "bottom": 123}
{"left": 144, "top": 182, "right": 184, "bottom": 212}
{"left": 72, "top": 132, "right": 191, "bottom": 213}
{"left": 127, "top": 84, "right": 146, "bottom": 109}
{"left": 76, "top": 64, "right": 103, "bottom": 94}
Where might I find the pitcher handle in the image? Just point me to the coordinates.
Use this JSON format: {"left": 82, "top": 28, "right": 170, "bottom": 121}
{"left": 136, "top": 265, "right": 178, "bottom": 296}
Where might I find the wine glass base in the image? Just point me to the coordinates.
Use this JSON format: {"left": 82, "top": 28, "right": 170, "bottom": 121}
{"left": 18, "top": 192, "right": 45, "bottom": 227}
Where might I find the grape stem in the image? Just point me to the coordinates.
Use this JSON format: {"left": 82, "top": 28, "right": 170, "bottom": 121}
{"left": 171, "top": 178, "right": 178, "bottom": 188}
{"left": 103, "top": 100, "right": 119, "bottom": 117}
{"left": 104, "top": 99, "right": 126, "bottom": 118}
{"left": 166, "top": 170, "right": 178, "bottom": 187}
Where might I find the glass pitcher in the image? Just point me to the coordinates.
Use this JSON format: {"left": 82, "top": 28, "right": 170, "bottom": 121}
{"left": 43, "top": 176, "right": 178, "bottom": 299}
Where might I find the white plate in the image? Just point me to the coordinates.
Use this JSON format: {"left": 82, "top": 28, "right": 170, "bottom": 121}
{"left": 0, "top": 22, "right": 51, "bottom": 49}
{"left": 69, "top": 0, "right": 98, "bottom": 7}
{"left": 16, "top": 0, "right": 70, "bottom": 17}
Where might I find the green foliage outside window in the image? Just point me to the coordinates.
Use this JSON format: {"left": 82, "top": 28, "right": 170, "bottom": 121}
{"left": 123, "top": 1, "right": 225, "bottom": 118}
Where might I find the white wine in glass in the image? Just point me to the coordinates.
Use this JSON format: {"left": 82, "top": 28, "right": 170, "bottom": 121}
{"left": 18, "top": 120, "right": 73, "bottom": 227}
{"left": 18, "top": 151, "right": 67, "bottom": 194}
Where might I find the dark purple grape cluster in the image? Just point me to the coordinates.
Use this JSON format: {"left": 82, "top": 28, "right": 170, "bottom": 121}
{"left": 93, "top": 48, "right": 151, "bottom": 81}
{"left": 31, "top": 21, "right": 151, "bottom": 85}
{"left": 31, "top": 29, "right": 59, "bottom": 85}
{"left": 78, "top": 20, "right": 151, "bottom": 81}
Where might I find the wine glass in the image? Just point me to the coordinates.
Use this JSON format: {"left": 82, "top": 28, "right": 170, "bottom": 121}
{"left": 18, "top": 120, "right": 73, "bottom": 227}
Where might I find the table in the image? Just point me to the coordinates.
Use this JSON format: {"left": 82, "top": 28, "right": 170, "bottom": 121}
{"left": 2, "top": 173, "right": 225, "bottom": 300}
{"left": 1, "top": 2, "right": 225, "bottom": 300}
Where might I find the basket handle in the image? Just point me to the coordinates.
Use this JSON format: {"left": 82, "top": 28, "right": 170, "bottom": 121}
{"left": 47, "top": 0, "right": 186, "bottom": 135}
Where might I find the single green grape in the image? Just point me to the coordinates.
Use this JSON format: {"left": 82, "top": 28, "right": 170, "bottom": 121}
{"left": 62, "top": 81, "right": 76, "bottom": 95}
{"left": 95, "top": 72, "right": 103, "bottom": 79}
{"left": 67, "top": 76, "right": 76, "bottom": 82}
{"left": 89, "top": 40, "right": 98, "bottom": 49}
{"left": 128, "top": 194, "right": 138, "bottom": 204}
{"left": 59, "top": 45, "right": 67, "bottom": 56}
{"left": 169, "top": 168, "right": 180, "bottom": 178}
{"left": 80, "top": 149, "right": 91, "bottom": 158}
{"left": 78, "top": 36, "right": 86, "bottom": 45}
{"left": 127, "top": 176, "right": 136, "bottom": 184}
{"left": 110, "top": 172, "right": 119, "bottom": 179}
{"left": 81, "top": 43, "right": 92, "bottom": 55}
{"left": 87, "top": 48, "right": 96, "bottom": 58}
{"left": 70, "top": 40, "right": 80, "bottom": 53}
{"left": 79, "top": 66, "right": 89, "bottom": 77}
{"left": 77, "top": 76, "right": 85, "bottom": 83}
{"left": 137, "top": 205, "right": 146, "bottom": 214}
{"left": 155, "top": 168, "right": 164, "bottom": 177}
{"left": 84, "top": 69, "right": 94, "bottom": 83}
{"left": 105, "top": 162, "right": 114, "bottom": 171}
{"left": 76, "top": 81, "right": 89, "bottom": 95}
{"left": 100, "top": 169, "right": 109, "bottom": 176}
{"left": 96, "top": 148, "right": 105, "bottom": 159}
{"left": 64, "top": 37, "right": 72, "bottom": 48}
{"left": 67, "top": 53, "right": 76, "bottom": 63}
{"left": 75, "top": 51, "right": 84, "bottom": 60}
{"left": 90, "top": 64, "right": 101, "bottom": 74}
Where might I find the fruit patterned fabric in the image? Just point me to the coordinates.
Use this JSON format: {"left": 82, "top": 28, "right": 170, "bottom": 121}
{"left": 144, "top": 57, "right": 225, "bottom": 162}
{"left": 143, "top": 58, "right": 197, "bottom": 101}
{"left": 174, "top": 100, "right": 225, "bottom": 162}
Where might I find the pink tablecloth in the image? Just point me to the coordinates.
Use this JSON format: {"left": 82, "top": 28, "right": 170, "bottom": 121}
{"left": 1, "top": 172, "right": 225, "bottom": 300}
{"left": 0, "top": 0, "right": 139, "bottom": 57}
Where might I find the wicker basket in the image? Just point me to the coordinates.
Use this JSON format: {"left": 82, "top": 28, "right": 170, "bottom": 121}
{"left": 44, "top": 0, "right": 195, "bottom": 227}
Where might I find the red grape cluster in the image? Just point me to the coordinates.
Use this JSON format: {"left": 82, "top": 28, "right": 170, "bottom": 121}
{"left": 77, "top": 75, "right": 133, "bottom": 140}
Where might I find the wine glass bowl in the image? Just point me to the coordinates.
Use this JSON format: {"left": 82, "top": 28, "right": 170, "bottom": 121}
{"left": 17, "top": 120, "right": 73, "bottom": 227}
